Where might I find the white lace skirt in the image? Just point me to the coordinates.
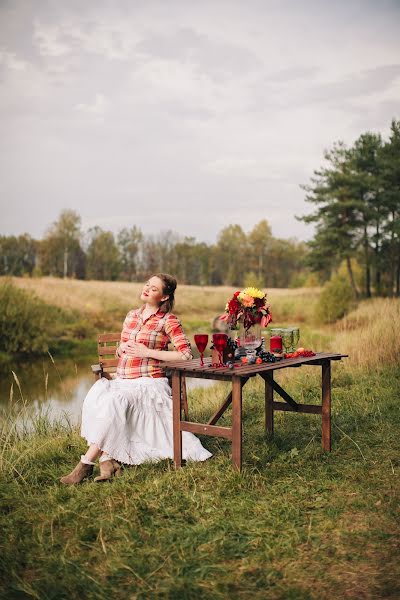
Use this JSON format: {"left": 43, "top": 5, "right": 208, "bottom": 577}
{"left": 80, "top": 376, "right": 212, "bottom": 465}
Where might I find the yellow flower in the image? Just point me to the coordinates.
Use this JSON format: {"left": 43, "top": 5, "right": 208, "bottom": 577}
{"left": 241, "top": 287, "right": 265, "bottom": 299}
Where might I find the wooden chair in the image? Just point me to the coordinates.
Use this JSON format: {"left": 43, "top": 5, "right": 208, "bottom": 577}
{"left": 91, "top": 332, "right": 189, "bottom": 419}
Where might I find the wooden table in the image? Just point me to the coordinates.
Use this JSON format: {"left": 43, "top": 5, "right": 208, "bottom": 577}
{"left": 161, "top": 352, "right": 348, "bottom": 471}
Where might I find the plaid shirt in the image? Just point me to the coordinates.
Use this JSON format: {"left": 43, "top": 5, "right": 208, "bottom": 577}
{"left": 116, "top": 306, "right": 193, "bottom": 379}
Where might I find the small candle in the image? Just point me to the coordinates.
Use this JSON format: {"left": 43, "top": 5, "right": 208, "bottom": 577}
{"left": 270, "top": 335, "right": 282, "bottom": 353}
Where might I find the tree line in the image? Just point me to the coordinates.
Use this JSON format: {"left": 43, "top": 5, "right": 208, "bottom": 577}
{"left": 1, "top": 118, "right": 398, "bottom": 294}
{"left": 0, "top": 214, "right": 310, "bottom": 288}
{"left": 297, "top": 118, "right": 400, "bottom": 297}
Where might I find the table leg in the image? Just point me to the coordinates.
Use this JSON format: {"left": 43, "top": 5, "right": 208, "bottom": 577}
{"left": 322, "top": 360, "right": 331, "bottom": 452}
{"left": 265, "top": 372, "right": 274, "bottom": 434}
{"left": 172, "top": 371, "right": 182, "bottom": 469}
{"left": 232, "top": 376, "right": 242, "bottom": 471}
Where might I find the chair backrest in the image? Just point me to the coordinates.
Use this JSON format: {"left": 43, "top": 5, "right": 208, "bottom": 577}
{"left": 98, "top": 332, "right": 120, "bottom": 375}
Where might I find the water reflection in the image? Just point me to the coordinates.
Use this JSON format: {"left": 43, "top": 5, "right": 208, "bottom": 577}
{"left": 0, "top": 354, "right": 215, "bottom": 423}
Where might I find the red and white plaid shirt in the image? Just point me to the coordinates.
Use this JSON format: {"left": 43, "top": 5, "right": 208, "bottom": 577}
{"left": 116, "top": 306, "right": 193, "bottom": 379}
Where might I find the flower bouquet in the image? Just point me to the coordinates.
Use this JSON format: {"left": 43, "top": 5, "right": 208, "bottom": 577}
{"left": 220, "top": 287, "right": 272, "bottom": 362}
{"left": 220, "top": 287, "right": 272, "bottom": 332}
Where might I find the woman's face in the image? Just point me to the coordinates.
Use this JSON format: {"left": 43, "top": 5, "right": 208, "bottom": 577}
{"left": 140, "top": 276, "right": 168, "bottom": 307}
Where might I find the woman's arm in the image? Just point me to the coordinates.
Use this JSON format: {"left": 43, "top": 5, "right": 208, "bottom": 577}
{"left": 120, "top": 342, "right": 188, "bottom": 361}
{"left": 145, "top": 346, "right": 189, "bottom": 361}
{"left": 119, "top": 314, "right": 193, "bottom": 361}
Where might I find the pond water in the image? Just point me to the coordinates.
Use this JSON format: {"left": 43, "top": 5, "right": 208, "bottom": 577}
{"left": 0, "top": 354, "right": 216, "bottom": 424}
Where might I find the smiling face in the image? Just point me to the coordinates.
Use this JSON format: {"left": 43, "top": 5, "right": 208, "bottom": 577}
{"left": 140, "top": 276, "right": 169, "bottom": 307}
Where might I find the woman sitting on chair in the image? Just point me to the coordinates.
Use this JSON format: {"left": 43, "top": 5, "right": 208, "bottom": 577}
{"left": 60, "top": 273, "right": 212, "bottom": 484}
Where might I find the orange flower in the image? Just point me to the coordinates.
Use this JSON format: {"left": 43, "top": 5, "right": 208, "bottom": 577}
{"left": 241, "top": 294, "right": 254, "bottom": 307}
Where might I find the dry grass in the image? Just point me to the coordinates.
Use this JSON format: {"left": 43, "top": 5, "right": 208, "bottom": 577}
{"left": 332, "top": 298, "right": 400, "bottom": 369}
{"left": 6, "top": 276, "right": 320, "bottom": 330}
{"left": 4, "top": 276, "right": 400, "bottom": 372}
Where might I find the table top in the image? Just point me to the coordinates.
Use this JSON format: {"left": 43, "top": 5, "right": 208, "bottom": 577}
{"left": 160, "top": 352, "right": 348, "bottom": 381}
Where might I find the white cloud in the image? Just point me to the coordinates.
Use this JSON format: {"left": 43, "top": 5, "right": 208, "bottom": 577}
{"left": 33, "top": 22, "right": 71, "bottom": 57}
{"left": 64, "top": 21, "right": 140, "bottom": 60}
{"left": 75, "top": 93, "right": 108, "bottom": 117}
{"left": 33, "top": 16, "right": 142, "bottom": 61}
{"left": 1, "top": 1, "right": 399, "bottom": 243}
{"left": 205, "top": 157, "right": 284, "bottom": 181}
{"left": 0, "top": 49, "right": 27, "bottom": 71}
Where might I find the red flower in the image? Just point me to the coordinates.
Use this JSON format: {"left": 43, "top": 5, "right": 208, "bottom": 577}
{"left": 261, "top": 314, "right": 272, "bottom": 327}
{"left": 234, "top": 291, "right": 240, "bottom": 297}
{"left": 254, "top": 297, "right": 264, "bottom": 308}
{"left": 228, "top": 298, "right": 240, "bottom": 313}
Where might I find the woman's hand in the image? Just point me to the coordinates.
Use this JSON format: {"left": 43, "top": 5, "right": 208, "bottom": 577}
{"left": 122, "top": 341, "right": 151, "bottom": 358}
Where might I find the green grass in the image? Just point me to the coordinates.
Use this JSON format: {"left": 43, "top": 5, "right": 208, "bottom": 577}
{"left": 1, "top": 366, "right": 399, "bottom": 599}
{"left": 1, "top": 285, "right": 399, "bottom": 598}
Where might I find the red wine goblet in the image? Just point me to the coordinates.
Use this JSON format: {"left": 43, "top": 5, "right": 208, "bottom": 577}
{"left": 194, "top": 334, "right": 209, "bottom": 367}
{"left": 212, "top": 333, "right": 228, "bottom": 366}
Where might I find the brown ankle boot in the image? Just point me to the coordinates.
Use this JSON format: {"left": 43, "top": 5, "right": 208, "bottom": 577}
{"left": 94, "top": 459, "right": 122, "bottom": 482}
{"left": 60, "top": 461, "right": 94, "bottom": 485}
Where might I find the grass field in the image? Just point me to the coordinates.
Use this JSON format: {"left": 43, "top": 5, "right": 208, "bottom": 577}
{"left": 0, "top": 280, "right": 399, "bottom": 599}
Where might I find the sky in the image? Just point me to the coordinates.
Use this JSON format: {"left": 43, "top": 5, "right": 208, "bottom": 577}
{"left": 0, "top": 0, "right": 399, "bottom": 244}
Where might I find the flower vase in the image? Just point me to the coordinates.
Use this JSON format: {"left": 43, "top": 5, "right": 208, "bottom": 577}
{"left": 238, "top": 320, "right": 262, "bottom": 361}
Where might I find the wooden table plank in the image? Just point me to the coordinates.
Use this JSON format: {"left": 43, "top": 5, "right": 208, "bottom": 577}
{"left": 230, "top": 352, "right": 347, "bottom": 376}
{"left": 161, "top": 352, "right": 348, "bottom": 378}
{"left": 180, "top": 421, "right": 232, "bottom": 439}
{"left": 166, "top": 370, "right": 234, "bottom": 382}
{"left": 208, "top": 390, "right": 232, "bottom": 426}
{"left": 273, "top": 401, "right": 322, "bottom": 414}
{"left": 260, "top": 372, "right": 299, "bottom": 410}
{"left": 207, "top": 377, "right": 250, "bottom": 425}
{"left": 98, "top": 333, "right": 120, "bottom": 342}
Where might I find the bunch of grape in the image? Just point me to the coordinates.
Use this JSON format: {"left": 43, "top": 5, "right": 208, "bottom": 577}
{"left": 258, "top": 351, "right": 278, "bottom": 363}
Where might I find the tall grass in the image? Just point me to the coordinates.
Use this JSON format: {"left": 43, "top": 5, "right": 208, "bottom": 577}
{"left": 332, "top": 298, "right": 400, "bottom": 369}
{"left": 0, "top": 280, "right": 66, "bottom": 355}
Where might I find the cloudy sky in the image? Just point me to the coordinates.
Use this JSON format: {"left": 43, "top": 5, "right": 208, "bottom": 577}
{"left": 1, "top": 0, "right": 399, "bottom": 244}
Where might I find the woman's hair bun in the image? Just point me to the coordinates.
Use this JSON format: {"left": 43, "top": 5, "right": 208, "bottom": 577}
{"left": 155, "top": 273, "right": 177, "bottom": 312}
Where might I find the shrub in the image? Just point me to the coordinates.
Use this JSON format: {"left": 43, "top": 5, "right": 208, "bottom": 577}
{"left": 243, "top": 271, "right": 264, "bottom": 289}
{"left": 315, "top": 275, "right": 356, "bottom": 324}
{"left": 303, "top": 272, "right": 320, "bottom": 287}
{"left": 0, "top": 280, "right": 64, "bottom": 355}
{"left": 288, "top": 272, "right": 308, "bottom": 288}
